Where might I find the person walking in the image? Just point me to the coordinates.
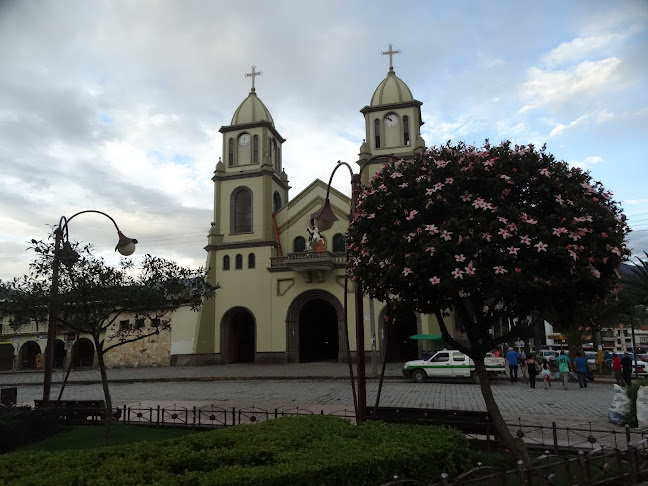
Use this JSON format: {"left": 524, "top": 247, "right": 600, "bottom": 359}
{"left": 573, "top": 352, "right": 589, "bottom": 389}
{"left": 621, "top": 352, "right": 633, "bottom": 387}
{"left": 557, "top": 350, "right": 572, "bottom": 389}
{"left": 524, "top": 354, "right": 540, "bottom": 389}
{"left": 540, "top": 362, "right": 552, "bottom": 389}
{"left": 612, "top": 353, "right": 625, "bottom": 386}
{"left": 506, "top": 346, "right": 519, "bottom": 383}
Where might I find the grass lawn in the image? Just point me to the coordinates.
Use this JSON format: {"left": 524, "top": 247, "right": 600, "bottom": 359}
{"left": 18, "top": 424, "right": 204, "bottom": 452}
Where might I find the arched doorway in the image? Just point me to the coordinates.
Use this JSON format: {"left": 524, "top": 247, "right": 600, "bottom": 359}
{"left": 379, "top": 308, "right": 420, "bottom": 363}
{"left": 220, "top": 307, "right": 255, "bottom": 364}
{"left": 0, "top": 343, "right": 15, "bottom": 370}
{"left": 71, "top": 338, "right": 95, "bottom": 368}
{"left": 286, "top": 290, "right": 343, "bottom": 363}
{"left": 299, "top": 299, "right": 339, "bottom": 362}
{"left": 54, "top": 339, "right": 66, "bottom": 368}
{"left": 19, "top": 341, "right": 41, "bottom": 370}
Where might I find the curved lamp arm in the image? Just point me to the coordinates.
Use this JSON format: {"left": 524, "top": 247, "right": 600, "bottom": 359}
{"left": 59, "top": 210, "right": 138, "bottom": 256}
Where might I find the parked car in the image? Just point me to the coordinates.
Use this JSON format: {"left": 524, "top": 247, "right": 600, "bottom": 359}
{"left": 584, "top": 351, "right": 599, "bottom": 371}
{"left": 538, "top": 350, "right": 558, "bottom": 362}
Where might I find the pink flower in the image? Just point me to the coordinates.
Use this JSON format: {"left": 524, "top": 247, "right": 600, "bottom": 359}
{"left": 399, "top": 183, "right": 408, "bottom": 189}
{"left": 534, "top": 242, "right": 548, "bottom": 252}
{"left": 483, "top": 232, "right": 493, "bottom": 242}
{"left": 514, "top": 267, "right": 521, "bottom": 273}
{"left": 455, "top": 254, "right": 466, "bottom": 262}
{"left": 498, "top": 217, "right": 508, "bottom": 224}
{"left": 452, "top": 268, "right": 464, "bottom": 279}
{"left": 555, "top": 194, "right": 564, "bottom": 206}
{"left": 390, "top": 172, "right": 403, "bottom": 179}
{"left": 441, "top": 230, "right": 453, "bottom": 241}
{"left": 552, "top": 227, "right": 568, "bottom": 236}
{"left": 406, "top": 210, "right": 418, "bottom": 221}
{"left": 429, "top": 276, "right": 441, "bottom": 285}
{"left": 460, "top": 192, "right": 473, "bottom": 202}
{"left": 465, "top": 263, "right": 476, "bottom": 275}
{"left": 445, "top": 177, "right": 454, "bottom": 184}
{"left": 426, "top": 246, "right": 436, "bottom": 255}
{"left": 520, "top": 235, "right": 531, "bottom": 246}
{"left": 494, "top": 266, "right": 508, "bottom": 274}
{"left": 425, "top": 224, "right": 439, "bottom": 234}
{"left": 402, "top": 267, "right": 413, "bottom": 276}
{"left": 498, "top": 228, "right": 512, "bottom": 239}
{"left": 507, "top": 246, "right": 520, "bottom": 255}
{"left": 367, "top": 213, "right": 375, "bottom": 219}
{"left": 539, "top": 168, "right": 551, "bottom": 177}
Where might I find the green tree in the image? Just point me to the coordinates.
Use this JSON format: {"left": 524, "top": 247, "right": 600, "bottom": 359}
{"left": 346, "top": 141, "right": 630, "bottom": 463}
{"left": 1, "top": 234, "right": 217, "bottom": 442}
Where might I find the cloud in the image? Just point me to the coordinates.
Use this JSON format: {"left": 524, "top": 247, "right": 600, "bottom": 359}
{"left": 541, "top": 33, "right": 629, "bottom": 68}
{"left": 520, "top": 58, "right": 622, "bottom": 113}
{"left": 569, "top": 156, "right": 604, "bottom": 170}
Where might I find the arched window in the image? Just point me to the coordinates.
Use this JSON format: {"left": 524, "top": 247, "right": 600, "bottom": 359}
{"left": 231, "top": 187, "right": 252, "bottom": 233}
{"left": 228, "top": 138, "right": 234, "bottom": 166}
{"left": 235, "top": 254, "right": 243, "bottom": 270}
{"left": 253, "top": 135, "right": 259, "bottom": 164}
{"left": 273, "top": 191, "right": 282, "bottom": 212}
{"left": 248, "top": 253, "right": 255, "bottom": 269}
{"left": 293, "top": 236, "right": 306, "bottom": 252}
{"left": 374, "top": 119, "right": 381, "bottom": 148}
{"left": 403, "top": 116, "right": 410, "bottom": 146}
{"left": 333, "top": 233, "right": 345, "bottom": 253}
{"left": 223, "top": 255, "right": 230, "bottom": 271}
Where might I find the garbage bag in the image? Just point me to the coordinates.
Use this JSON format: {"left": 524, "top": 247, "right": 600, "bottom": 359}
{"left": 636, "top": 386, "right": 648, "bottom": 430}
{"left": 608, "top": 384, "right": 630, "bottom": 425}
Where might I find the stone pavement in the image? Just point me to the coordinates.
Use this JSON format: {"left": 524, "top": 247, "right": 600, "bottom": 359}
{"left": 3, "top": 363, "right": 642, "bottom": 450}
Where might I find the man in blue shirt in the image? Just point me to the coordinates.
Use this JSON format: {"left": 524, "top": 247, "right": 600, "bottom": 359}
{"left": 573, "top": 352, "right": 589, "bottom": 389}
{"left": 506, "top": 347, "right": 520, "bottom": 383}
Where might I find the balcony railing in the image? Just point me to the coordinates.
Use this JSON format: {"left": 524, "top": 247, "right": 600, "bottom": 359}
{"left": 0, "top": 322, "right": 49, "bottom": 337}
{"left": 270, "top": 251, "right": 346, "bottom": 272}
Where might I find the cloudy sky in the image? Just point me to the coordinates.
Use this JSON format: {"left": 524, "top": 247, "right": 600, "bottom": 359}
{"left": 0, "top": 0, "right": 647, "bottom": 281}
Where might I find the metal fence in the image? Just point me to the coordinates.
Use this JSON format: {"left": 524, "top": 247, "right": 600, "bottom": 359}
{"left": 113, "top": 404, "right": 355, "bottom": 427}
{"left": 381, "top": 443, "right": 648, "bottom": 485}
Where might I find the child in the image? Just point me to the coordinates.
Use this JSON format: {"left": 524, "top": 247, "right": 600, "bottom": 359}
{"left": 540, "top": 362, "right": 552, "bottom": 389}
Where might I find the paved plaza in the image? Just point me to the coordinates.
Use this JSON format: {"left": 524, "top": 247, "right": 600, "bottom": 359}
{"left": 0, "top": 362, "right": 621, "bottom": 428}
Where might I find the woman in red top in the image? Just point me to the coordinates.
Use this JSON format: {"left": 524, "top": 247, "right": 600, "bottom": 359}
{"left": 612, "top": 353, "right": 625, "bottom": 386}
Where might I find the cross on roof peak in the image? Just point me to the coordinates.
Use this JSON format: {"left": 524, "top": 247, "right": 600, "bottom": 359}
{"left": 245, "top": 65, "right": 262, "bottom": 91}
{"left": 381, "top": 44, "right": 401, "bottom": 71}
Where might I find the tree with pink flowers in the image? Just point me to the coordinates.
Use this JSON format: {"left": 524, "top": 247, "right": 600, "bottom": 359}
{"left": 347, "top": 141, "right": 630, "bottom": 463}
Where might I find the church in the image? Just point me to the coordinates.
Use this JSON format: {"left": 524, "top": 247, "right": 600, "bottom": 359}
{"left": 170, "top": 48, "right": 452, "bottom": 367}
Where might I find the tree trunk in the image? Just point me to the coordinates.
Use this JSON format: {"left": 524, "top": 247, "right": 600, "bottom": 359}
{"left": 474, "top": 360, "right": 531, "bottom": 465}
{"left": 95, "top": 345, "right": 113, "bottom": 446}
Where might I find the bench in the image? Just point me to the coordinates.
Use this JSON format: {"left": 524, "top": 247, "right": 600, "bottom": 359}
{"left": 34, "top": 400, "right": 107, "bottom": 421}
{"left": 366, "top": 406, "right": 498, "bottom": 440}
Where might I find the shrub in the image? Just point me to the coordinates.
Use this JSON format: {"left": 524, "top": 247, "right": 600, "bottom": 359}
{"left": 0, "top": 415, "right": 471, "bottom": 485}
{"left": 0, "top": 406, "right": 58, "bottom": 454}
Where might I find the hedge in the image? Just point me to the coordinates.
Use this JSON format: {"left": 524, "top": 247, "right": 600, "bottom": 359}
{"left": 0, "top": 407, "right": 58, "bottom": 454}
{"left": 0, "top": 415, "right": 471, "bottom": 485}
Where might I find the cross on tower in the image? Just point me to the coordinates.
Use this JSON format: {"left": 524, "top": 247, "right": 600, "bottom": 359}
{"left": 381, "top": 44, "right": 401, "bottom": 71}
{"left": 245, "top": 65, "right": 262, "bottom": 91}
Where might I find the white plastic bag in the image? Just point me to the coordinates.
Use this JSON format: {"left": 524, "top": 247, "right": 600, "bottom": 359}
{"left": 608, "top": 384, "right": 631, "bottom": 425}
{"left": 636, "top": 386, "right": 648, "bottom": 430}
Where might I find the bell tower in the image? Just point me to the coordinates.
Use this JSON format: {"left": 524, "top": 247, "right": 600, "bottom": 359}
{"left": 207, "top": 66, "right": 290, "bottom": 249}
{"left": 358, "top": 45, "right": 426, "bottom": 184}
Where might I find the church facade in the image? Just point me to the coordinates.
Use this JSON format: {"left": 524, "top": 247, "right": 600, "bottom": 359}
{"left": 171, "top": 53, "right": 451, "bottom": 367}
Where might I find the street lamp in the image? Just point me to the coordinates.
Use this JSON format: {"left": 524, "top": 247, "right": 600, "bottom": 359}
{"left": 311, "top": 161, "right": 367, "bottom": 422}
{"left": 42, "top": 210, "right": 137, "bottom": 404}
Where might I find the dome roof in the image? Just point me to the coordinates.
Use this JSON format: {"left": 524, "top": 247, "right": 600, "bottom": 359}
{"left": 230, "top": 89, "right": 274, "bottom": 126}
{"left": 370, "top": 69, "right": 414, "bottom": 106}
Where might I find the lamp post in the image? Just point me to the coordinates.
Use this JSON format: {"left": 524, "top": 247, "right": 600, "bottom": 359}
{"left": 42, "top": 210, "right": 137, "bottom": 405}
{"left": 311, "top": 162, "right": 367, "bottom": 422}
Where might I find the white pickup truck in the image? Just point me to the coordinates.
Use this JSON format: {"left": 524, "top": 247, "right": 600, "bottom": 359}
{"left": 402, "top": 349, "right": 506, "bottom": 383}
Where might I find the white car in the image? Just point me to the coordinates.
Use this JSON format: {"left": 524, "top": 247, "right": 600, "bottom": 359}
{"left": 402, "top": 349, "right": 506, "bottom": 384}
